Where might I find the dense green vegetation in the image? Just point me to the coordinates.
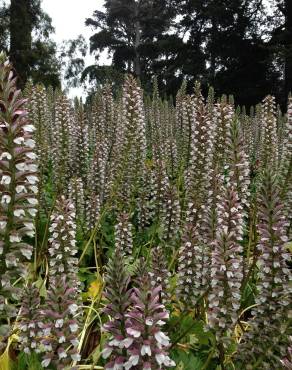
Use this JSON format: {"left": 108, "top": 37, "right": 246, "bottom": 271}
{"left": 0, "top": 52, "right": 291, "bottom": 369}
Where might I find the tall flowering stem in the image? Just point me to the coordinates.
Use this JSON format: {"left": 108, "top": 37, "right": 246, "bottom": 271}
{"left": 18, "top": 284, "right": 41, "bottom": 355}
{"left": 102, "top": 247, "right": 132, "bottom": 370}
{"left": 0, "top": 54, "right": 38, "bottom": 347}
{"left": 41, "top": 196, "right": 80, "bottom": 369}
{"left": 236, "top": 171, "right": 291, "bottom": 369}
{"left": 124, "top": 276, "right": 175, "bottom": 369}
{"left": 208, "top": 186, "right": 243, "bottom": 343}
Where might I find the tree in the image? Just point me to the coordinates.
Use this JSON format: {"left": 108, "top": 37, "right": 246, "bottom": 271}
{"left": 179, "top": 0, "right": 280, "bottom": 107}
{"left": 269, "top": 0, "right": 292, "bottom": 104}
{"left": 0, "top": 0, "right": 60, "bottom": 88}
{"left": 9, "top": 0, "right": 33, "bottom": 87}
{"left": 0, "top": 1, "right": 9, "bottom": 52}
{"left": 85, "top": 0, "right": 181, "bottom": 92}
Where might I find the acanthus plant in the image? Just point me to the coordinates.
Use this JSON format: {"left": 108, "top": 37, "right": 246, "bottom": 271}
{"left": 102, "top": 247, "right": 175, "bottom": 369}
{"left": 52, "top": 92, "right": 71, "bottom": 191}
{"left": 236, "top": 171, "right": 291, "bottom": 369}
{"left": 40, "top": 196, "right": 81, "bottom": 369}
{"left": 124, "top": 276, "right": 175, "bottom": 369}
{"left": 110, "top": 75, "right": 146, "bottom": 212}
{"left": 149, "top": 246, "right": 171, "bottom": 305}
{"left": 101, "top": 246, "right": 132, "bottom": 370}
{"left": 185, "top": 83, "right": 215, "bottom": 220}
{"left": 18, "top": 284, "right": 41, "bottom": 355}
{"left": 115, "top": 212, "right": 133, "bottom": 257}
{"left": 212, "top": 97, "right": 234, "bottom": 173}
{"left": 259, "top": 95, "right": 278, "bottom": 170}
{"left": 161, "top": 184, "right": 181, "bottom": 243}
{"left": 207, "top": 185, "right": 244, "bottom": 344}
{"left": 0, "top": 53, "right": 38, "bottom": 348}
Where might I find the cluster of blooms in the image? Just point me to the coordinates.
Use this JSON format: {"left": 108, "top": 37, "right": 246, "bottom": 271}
{"left": 72, "top": 101, "right": 90, "bottom": 181}
{"left": 68, "top": 176, "right": 85, "bottom": 223}
{"left": 103, "top": 248, "right": 175, "bottom": 370}
{"left": 212, "top": 98, "right": 234, "bottom": 172}
{"left": 149, "top": 246, "right": 171, "bottom": 304}
{"left": 111, "top": 75, "right": 147, "bottom": 210}
{"left": 85, "top": 192, "right": 101, "bottom": 231}
{"left": 115, "top": 212, "right": 133, "bottom": 257}
{"left": 260, "top": 95, "right": 278, "bottom": 168}
{"left": 279, "top": 97, "right": 292, "bottom": 236}
{"left": 101, "top": 246, "right": 132, "bottom": 369}
{"left": 207, "top": 186, "right": 244, "bottom": 342}
{"left": 149, "top": 159, "right": 170, "bottom": 221}
{"left": 0, "top": 54, "right": 38, "bottom": 348}
{"left": 40, "top": 196, "right": 80, "bottom": 368}
{"left": 224, "top": 118, "right": 250, "bottom": 211}
{"left": 161, "top": 184, "right": 181, "bottom": 242}
{"left": 18, "top": 284, "right": 41, "bottom": 354}
{"left": 52, "top": 93, "right": 71, "bottom": 191}
{"left": 27, "top": 84, "right": 50, "bottom": 182}
{"left": 236, "top": 171, "right": 291, "bottom": 368}
{"left": 123, "top": 281, "right": 175, "bottom": 369}
{"left": 137, "top": 165, "right": 152, "bottom": 229}
{"left": 185, "top": 83, "right": 215, "bottom": 213}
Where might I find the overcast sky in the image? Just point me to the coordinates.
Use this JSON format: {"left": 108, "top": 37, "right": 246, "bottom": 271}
{"left": 42, "top": 0, "right": 106, "bottom": 97}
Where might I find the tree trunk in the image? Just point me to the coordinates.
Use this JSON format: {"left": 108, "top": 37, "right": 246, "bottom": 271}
{"left": 9, "top": 0, "right": 32, "bottom": 88}
{"left": 285, "top": 0, "right": 292, "bottom": 99}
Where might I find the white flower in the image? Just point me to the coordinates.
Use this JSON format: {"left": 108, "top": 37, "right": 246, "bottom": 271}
{"left": 154, "top": 331, "right": 170, "bottom": 346}
{"left": 10, "top": 234, "right": 21, "bottom": 242}
{"left": 128, "top": 355, "right": 139, "bottom": 366}
{"left": 23, "top": 124, "right": 36, "bottom": 132}
{"left": 14, "top": 137, "right": 24, "bottom": 144}
{"left": 0, "top": 152, "right": 12, "bottom": 160}
{"left": 164, "top": 356, "right": 175, "bottom": 367}
{"left": 27, "top": 197, "right": 38, "bottom": 205}
{"left": 109, "top": 338, "right": 123, "bottom": 347}
{"left": 1, "top": 194, "right": 11, "bottom": 204}
{"left": 41, "top": 358, "right": 51, "bottom": 368}
{"left": 26, "top": 175, "right": 38, "bottom": 184}
{"left": 24, "top": 222, "right": 34, "bottom": 229}
{"left": 27, "top": 208, "right": 37, "bottom": 216}
{"left": 25, "top": 152, "right": 37, "bottom": 159}
{"left": 126, "top": 328, "right": 141, "bottom": 337}
{"left": 141, "top": 344, "right": 151, "bottom": 356}
{"left": 145, "top": 318, "right": 153, "bottom": 326}
{"left": 71, "top": 353, "right": 81, "bottom": 361}
{"left": 24, "top": 139, "right": 36, "bottom": 148}
{"left": 16, "top": 162, "right": 27, "bottom": 171}
{"left": 0, "top": 221, "right": 7, "bottom": 229}
{"left": 55, "top": 319, "right": 64, "bottom": 328}
{"left": 69, "top": 303, "right": 78, "bottom": 314}
{"left": 122, "top": 337, "right": 133, "bottom": 348}
{"left": 27, "top": 164, "right": 38, "bottom": 171}
{"left": 14, "top": 209, "right": 25, "bottom": 217}
{"left": 155, "top": 353, "right": 166, "bottom": 365}
{"left": 102, "top": 346, "right": 113, "bottom": 359}
{"left": 58, "top": 335, "right": 66, "bottom": 343}
{"left": 69, "top": 323, "right": 78, "bottom": 333}
{"left": 16, "top": 185, "right": 26, "bottom": 193}
{"left": 58, "top": 350, "right": 67, "bottom": 359}
{"left": 21, "top": 247, "right": 32, "bottom": 259}
{"left": 24, "top": 347, "right": 30, "bottom": 354}
{"left": 1, "top": 175, "right": 11, "bottom": 185}
{"left": 25, "top": 229, "right": 35, "bottom": 237}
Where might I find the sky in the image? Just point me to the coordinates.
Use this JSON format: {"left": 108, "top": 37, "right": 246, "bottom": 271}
{"left": 42, "top": 0, "right": 107, "bottom": 97}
